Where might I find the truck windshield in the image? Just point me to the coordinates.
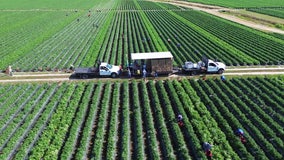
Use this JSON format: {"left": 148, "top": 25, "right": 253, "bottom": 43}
{"left": 106, "top": 64, "right": 113, "bottom": 69}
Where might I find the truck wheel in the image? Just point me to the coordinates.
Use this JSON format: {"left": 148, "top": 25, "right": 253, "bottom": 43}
{"left": 82, "top": 74, "right": 88, "bottom": 79}
{"left": 218, "top": 69, "right": 224, "bottom": 74}
{"left": 111, "top": 73, "right": 118, "bottom": 78}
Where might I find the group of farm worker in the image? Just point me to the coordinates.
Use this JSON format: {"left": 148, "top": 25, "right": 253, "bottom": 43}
{"left": 126, "top": 61, "right": 158, "bottom": 79}
{"left": 177, "top": 114, "right": 246, "bottom": 159}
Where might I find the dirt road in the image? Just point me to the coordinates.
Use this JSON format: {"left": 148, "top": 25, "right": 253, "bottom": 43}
{"left": 156, "top": 0, "right": 284, "bottom": 34}
{"left": 0, "top": 67, "right": 283, "bottom": 83}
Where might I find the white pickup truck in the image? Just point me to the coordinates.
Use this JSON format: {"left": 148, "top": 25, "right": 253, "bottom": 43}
{"left": 73, "top": 62, "right": 121, "bottom": 79}
{"left": 182, "top": 59, "right": 226, "bottom": 75}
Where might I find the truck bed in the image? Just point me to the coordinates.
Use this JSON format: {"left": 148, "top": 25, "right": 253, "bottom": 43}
{"left": 74, "top": 67, "right": 98, "bottom": 74}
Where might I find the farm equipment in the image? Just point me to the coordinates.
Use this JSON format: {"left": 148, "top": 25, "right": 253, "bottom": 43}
{"left": 182, "top": 56, "right": 226, "bottom": 75}
{"left": 73, "top": 61, "right": 121, "bottom": 79}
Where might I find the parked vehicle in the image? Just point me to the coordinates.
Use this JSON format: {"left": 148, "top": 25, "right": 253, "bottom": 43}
{"left": 182, "top": 57, "right": 226, "bottom": 75}
{"left": 73, "top": 52, "right": 225, "bottom": 79}
{"left": 73, "top": 62, "right": 121, "bottom": 79}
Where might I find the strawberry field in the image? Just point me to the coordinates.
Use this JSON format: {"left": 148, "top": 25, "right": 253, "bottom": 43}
{"left": 1, "top": 0, "right": 284, "bottom": 159}
{"left": 248, "top": 8, "right": 284, "bottom": 19}
{"left": 0, "top": 76, "right": 283, "bottom": 159}
{"left": 1, "top": 0, "right": 284, "bottom": 71}
{"left": 187, "top": 0, "right": 284, "bottom": 8}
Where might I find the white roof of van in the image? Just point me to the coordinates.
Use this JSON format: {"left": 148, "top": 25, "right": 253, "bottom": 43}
{"left": 131, "top": 52, "right": 173, "bottom": 60}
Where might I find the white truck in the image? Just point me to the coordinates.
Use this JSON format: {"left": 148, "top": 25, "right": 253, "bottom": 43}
{"left": 73, "top": 62, "right": 121, "bottom": 79}
{"left": 182, "top": 58, "right": 226, "bottom": 75}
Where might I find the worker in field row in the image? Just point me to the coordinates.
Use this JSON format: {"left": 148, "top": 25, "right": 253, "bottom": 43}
{"left": 240, "top": 134, "right": 247, "bottom": 144}
{"left": 154, "top": 71, "right": 158, "bottom": 78}
{"left": 202, "top": 142, "right": 212, "bottom": 152}
{"left": 6, "top": 66, "right": 13, "bottom": 76}
{"left": 177, "top": 114, "right": 184, "bottom": 127}
{"left": 235, "top": 128, "right": 244, "bottom": 136}
{"left": 142, "top": 64, "right": 146, "bottom": 70}
{"left": 202, "top": 142, "right": 213, "bottom": 159}
{"left": 205, "top": 150, "right": 213, "bottom": 160}
{"left": 142, "top": 69, "right": 147, "bottom": 80}
{"left": 201, "top": 74, "right": 206, "bottom": 80}
{"left": 235, "top": 128, "right": 246, "bottom": 144}
{"left": 128, "top": 68, "right": 131, "bottom": 78}
{"left": 119, "top": 64, "right": 123, "bottom": 75}
{"left": 69, "top": 64, "right": 74, "bottom": 71}
{"left": 92, "top": 23, "right": 99, "bottom": 28}
{"left": 221, "top": 74, "right": 226, "bottom": 82}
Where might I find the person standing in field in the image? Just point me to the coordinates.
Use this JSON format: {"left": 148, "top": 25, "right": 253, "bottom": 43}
{"left": 205, "top": 150, "right": 213, "bottom": 160}
{"left": 6, "top": 66, "right": 13, "bottom": 76}
{"left": 154, "top": 71, "right": 158, "bottom": 78}
{"left": 177, "top": 114, "right": 184, "bottom": 126}
{"left": 143, "top": 69, "right": 147, "bottom": 80}
{"left": 221, "top": 74, "right": 226, "bottom": 82}
{"left": 128, "top": 68, "right": 131, "bottom": 78}
{"left": 203, "top": 142, "right": 213, "bottom": 159}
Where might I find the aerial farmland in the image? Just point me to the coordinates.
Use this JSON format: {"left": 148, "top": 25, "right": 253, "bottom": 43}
{"left": 0, "top": 0, "right": 283, "bottom": 159}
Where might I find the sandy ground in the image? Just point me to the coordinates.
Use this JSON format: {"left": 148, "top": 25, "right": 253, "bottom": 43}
{"left": 0, "top": 67, "right": 283, "bottom": 83}
{"left": 156, "top": 0, "right": 284, "bottom": 34}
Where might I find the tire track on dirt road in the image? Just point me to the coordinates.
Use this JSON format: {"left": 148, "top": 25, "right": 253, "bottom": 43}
{"left": 0, "top": 67, "right": 283, "bottom": 83}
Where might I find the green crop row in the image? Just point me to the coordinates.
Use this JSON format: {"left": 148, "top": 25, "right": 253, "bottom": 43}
{"left": 174, "top": 10, "right": 284, "bottom": 65}
{"left": 0, "top": 0, "right": 99, "bottom": 10}
{"left": 0, "top": 76, "right": 283, "bottom": 159}
{"left": 73, "top": 82, "right": 102, "bottom": 159}
{"left": 0, "top": 11, "right": 81, "bottom": 70}
{"left": 248, "top": 8, "right": 284, "bottom": 19}
{"left": 191, "top": 78, "right": 284, "bottom": 159}
{"left": 186, "top": 0, "right": 284, "bottom": 8}
{"left": 138, "top": 1, "right": 256, "bottom": 66}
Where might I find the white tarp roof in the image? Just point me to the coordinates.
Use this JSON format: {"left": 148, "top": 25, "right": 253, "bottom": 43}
{"left": 131, "top": 51, "right": 173, "bottom": 60}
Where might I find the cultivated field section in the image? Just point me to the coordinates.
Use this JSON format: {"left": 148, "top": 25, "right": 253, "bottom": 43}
{"left": 1, "top": 0, "right": 284, "bottom": 71}
{"left": 1, "top": 0, "right": 284, "bottom": 159}
{"left": 0, "top": 77, "right": 283, "bottom": 159}
{"left": 187, "top": 0, "right": 284, "bottom": 8}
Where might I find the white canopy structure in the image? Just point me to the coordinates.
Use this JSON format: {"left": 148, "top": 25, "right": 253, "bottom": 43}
{"left": 131, "top": 51, "right": 173, "bottom": 60}
{"left": 130, "top": 52, "right": 173, "bottom": 74}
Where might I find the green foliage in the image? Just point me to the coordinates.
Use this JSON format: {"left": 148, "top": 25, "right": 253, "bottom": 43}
{"left": 0, "top": 0, "right": 97, "bottom": 10}
{"left": 174, "top": 10, "right": 284, "bottom": 65}
{"left": 0, "top": 11, "right": 81, "bottom": 70}
{"left": 248, "top": 8, "right": 284, "bottom": 19}
{"left": 0, "top": 77, "right": 284, "bottom": 159}
{"left": 188, "top": 0, "right": 284, "bottom": 8}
